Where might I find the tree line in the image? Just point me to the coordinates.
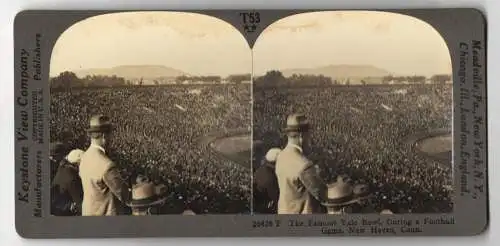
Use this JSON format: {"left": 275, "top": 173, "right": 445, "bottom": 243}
{"left": 50, "top": 71, "right": 452, "bottom": 89}
{"left": 254, "top": 70, "right": 452, "bottom": 87}
{"left": 253, "top": 71, "right": 334, "bottom": 87}
{"left": 50, "top": 71, "right": 252, "bottom": 89}
{"left": 50, "top": 72, "right": 129, "bottom": 89}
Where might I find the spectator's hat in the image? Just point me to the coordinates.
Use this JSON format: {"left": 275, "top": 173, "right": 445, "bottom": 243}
{"left": 127, "top": 181, "right": 169, "bottom": 208}
{"left": 65, "top": 149, "right": 84, "bottom": 164}
{"left": 285, "top": 113, "right": 310, "bottom": 133}
{"left": 380, "top": 209, "right": 394, "bottom": 215}
{"left": 322, "top": 176, "right": 372, "bottom": 207}
{"left": 265, "top": 148, "right": 281, "bottom": 162}
{"left": 86, "top": 114, "right": 113, "bottom": 133}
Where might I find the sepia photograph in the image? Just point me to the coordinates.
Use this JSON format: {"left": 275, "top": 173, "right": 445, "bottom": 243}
{"left": 12, "top": 7, "right": 488, "bottom": 238}
{"left": 252, "top": 11, "right": 453, "bottom": 215}
{"left": 49, "top": 12, "right": 252, "bottom": 216}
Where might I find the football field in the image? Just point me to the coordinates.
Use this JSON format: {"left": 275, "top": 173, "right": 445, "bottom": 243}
{"left": 210, "top": 134, "right": 252, "bottom": 168}
{"left": 415, "top": 134, "right": 452, "bottom": 168}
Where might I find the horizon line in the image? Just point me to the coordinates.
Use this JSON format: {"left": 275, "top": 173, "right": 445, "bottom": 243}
{"left": 50, "top": 63, "right": 451, "bottom": 78}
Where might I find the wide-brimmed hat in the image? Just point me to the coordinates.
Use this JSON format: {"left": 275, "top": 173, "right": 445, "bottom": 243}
{"left": 127, "top": 181, "right": 168, "bottom": 208}
{"left": 265, "top": 148, "right": 282, "bottom": 162}
{"left": 284, "top": 113, "right": 310, "bottom": 133}
{"left": 86, "top": 114, "right": 113, "bottom": 133}
{"left": 322, "top": 176, "right": 372, "bottom": 207}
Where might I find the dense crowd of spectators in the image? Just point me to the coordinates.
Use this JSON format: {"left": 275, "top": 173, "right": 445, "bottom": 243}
{"left": 50, "top": 85, "right": 251, "bottom": 214}
{"left": 253, "top": 84, "right": 453, "bottom": 213}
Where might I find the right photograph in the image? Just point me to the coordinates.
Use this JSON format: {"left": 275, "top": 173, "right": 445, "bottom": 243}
{"left": 252, "top": 11, "right": 453, "bottom": 215}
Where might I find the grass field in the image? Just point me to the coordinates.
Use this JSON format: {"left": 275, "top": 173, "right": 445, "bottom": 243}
{"left": 415, "top": 134, "right": 452, "bottom": 167}
{"left": 208, "top": 134, "right": 252, "bottom": 168}
{"left": 209, "top": 132, "right": 452, "bottom": 170}
{"left": 417, "top": 135, "right": 452, "bottom": 154}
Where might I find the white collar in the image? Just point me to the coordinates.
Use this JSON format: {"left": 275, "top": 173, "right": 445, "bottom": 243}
{"left": 90, "top": 144, "right": 106, "bottom": 154}
{"left": 287, "top": 143, "right": 303, "bottom": 153}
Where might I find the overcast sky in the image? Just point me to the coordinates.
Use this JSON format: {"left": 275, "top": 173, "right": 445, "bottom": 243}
{"left": 50, "top": 12, "right": 252, "bottom": 77}
{"left": 51, "top": 11, "right": 451, "bottom": 78}
{"left": 254, "top": 11, "right": 451, "bottom": 77}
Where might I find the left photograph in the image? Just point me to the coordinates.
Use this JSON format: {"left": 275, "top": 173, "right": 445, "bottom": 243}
{"left": 49, "top": 12, "right": 252, "bottom": 216}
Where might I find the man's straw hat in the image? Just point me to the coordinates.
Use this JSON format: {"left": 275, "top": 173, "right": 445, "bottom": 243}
{"left": 285, "top": 113, "right": 310, "bottom": 133}
{"left": 86, "top": 114, "right": 113, "bottom": 133}
{"left": 322, "top": 176, "right": 372, "bottom": 207}
{"left": 127, "top": 181, "right": 168, "bottom": 208}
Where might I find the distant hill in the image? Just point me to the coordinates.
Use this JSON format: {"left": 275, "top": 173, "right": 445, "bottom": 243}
{"left": 74, "top": 65, "right": 189, "bottom": 80}
{"left": 281, "top": 64, "right": 392, "bottom": 80}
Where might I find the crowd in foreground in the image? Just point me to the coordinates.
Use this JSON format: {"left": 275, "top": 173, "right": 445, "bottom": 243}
{"left": 253, "top": 84, "right": 453, "bottom": 213}
{"left": 50, "top": 85, "right": 251, "bottom": 214}
{"left": 50, "top": 83, "right": 453, "bottom": 215}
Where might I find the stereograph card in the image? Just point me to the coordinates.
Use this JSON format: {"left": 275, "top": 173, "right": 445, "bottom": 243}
{"left": 14, "top": 8, "right": 487, "bottom": 238}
